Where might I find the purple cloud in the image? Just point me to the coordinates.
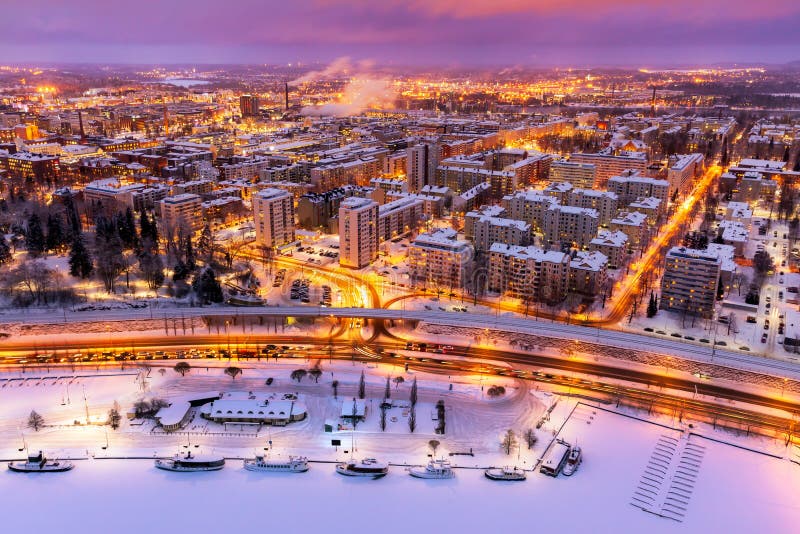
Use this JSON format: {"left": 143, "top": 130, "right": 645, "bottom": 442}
{"left": 0, "top": 0, "right": 798, "bottom": 65}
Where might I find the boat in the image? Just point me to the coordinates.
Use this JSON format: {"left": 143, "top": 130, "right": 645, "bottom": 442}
{"left": 409, "top": 459, "right": 455, "bottom": 479}
{"left": 244, "top": 455, "right": 309, "bottom": 473}
{"left": 8, "top": 451, "right": 74, "bottom": 473}
{"left": 484, "top": 466, "right": 527, "bottom": 481}
{"left": 155, "top": 451, "right": 225, "bottom": 472}
{"left": 335, "top": 458, "right": 388, "bottom": 479}
{"left": 562, "top": 446, "right": 582, "bottom": 476}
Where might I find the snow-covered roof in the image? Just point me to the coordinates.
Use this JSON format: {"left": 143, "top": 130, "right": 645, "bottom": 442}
{"left": 489, "top": 242, "right": 568, "bottom": 263}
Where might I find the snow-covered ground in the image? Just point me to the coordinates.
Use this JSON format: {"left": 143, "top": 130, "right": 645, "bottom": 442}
{"left": 2, "top": 360, "right": 800, "bottom": 533}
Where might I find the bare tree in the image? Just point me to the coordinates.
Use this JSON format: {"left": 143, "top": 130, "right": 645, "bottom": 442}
{"left": 428, "top": 439, "right": 440, "bottom": 456}
{"left": 290, "top": 369, "right": 307, "bottom": 382}
{"left": 393, "top": 376, "right": 405, "bottom": 389}
{"left": 501, "top": 429, "right": 517, "bottom": 455}
{"left": 332, "top": 379, "right": 339, "bottom": 399}
{"left": 224, "top": 366, "right": 242, "bottom": 380}
{"left": 358, "top": 371, "right": 366, "bottom": 399}
{"left": 108, "top": 401, "right": 122, "bottom": 430}
{"left": 309, "top": 367, "right": 322, "bottom": 383}
{"left": 173, "top": 361, "right": 191, "bottom": 376}
{"left": 523, "top": 429, "right": 537, "bottom": 449}
{"left": 27, "top": 410, "right": 44, "bottom": 432}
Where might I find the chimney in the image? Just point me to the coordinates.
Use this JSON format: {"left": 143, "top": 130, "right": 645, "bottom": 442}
{"left": 77, "top": 111, "right": 85, "bottom": 140}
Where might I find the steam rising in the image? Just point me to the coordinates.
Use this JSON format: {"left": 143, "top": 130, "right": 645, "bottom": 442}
{"left": 291, "top": 57, "right": 396, "bottom": 117}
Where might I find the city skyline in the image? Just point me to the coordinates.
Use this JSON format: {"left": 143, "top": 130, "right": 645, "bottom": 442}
{"left": 2, "top": 0, "right": 800, "bottom": 67}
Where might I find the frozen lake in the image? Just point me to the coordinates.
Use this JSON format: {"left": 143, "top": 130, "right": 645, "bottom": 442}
{"left": 3, "top": 408, "right": 799, "bottom": 534}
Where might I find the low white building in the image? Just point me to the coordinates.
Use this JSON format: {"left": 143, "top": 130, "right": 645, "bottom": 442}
{"left": 201, "top": 392, "right": 308, "bottom": 426}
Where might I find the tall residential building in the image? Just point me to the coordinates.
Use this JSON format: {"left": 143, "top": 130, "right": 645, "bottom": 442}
{"left": 339, "top": 197, "right": 379, "bottom": 269}
{"left": 549, "top": 160, "right": 597, "bottom": 189}
{"left": 569, "top": 151, "right": 647, "bottom": 187}
{"left": 660, "top": 246, "right": 721, "bottom": 318}
{"left": 252, "top": 188, "right": 296, "bottom": 249}
{"left": 406, "top": 143, "right": 439, "bottom": 193}
{"left": 666, "top": 153, "right": 705, "bottom": 197}
{"left": 159, "top": 193, "right": 202, "bottom": 232}
{"left": 239, "top": 94, "right": 260, "bottom": 117}
{"left": 408, "top": 228, "right": 474, "bottom": 290}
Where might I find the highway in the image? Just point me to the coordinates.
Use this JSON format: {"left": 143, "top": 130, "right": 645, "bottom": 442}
{"left": 3, "top": 303, "right": 799, "bottom": 380}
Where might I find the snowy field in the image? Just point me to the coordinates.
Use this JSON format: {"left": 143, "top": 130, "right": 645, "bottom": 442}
{"left": 2, "top": 363, "right": 800, "bottom": 533}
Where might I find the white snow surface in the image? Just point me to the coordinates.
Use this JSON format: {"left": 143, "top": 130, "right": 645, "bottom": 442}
{"left": 1, "top": 363, "right": 799, "bottom": 533}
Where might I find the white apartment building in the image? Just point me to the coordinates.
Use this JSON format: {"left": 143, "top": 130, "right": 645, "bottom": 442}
{"left": 159, "top": 193, "right": 202, "bottom": 232}
{"left": 252, "top": 188, "right": 296, "bottom": 249}
{"left": 607, "top": 171, "right": 670, "bottom": 206}
{"left": 566, "top": 189, "right": 619, "bottom": 225}
{"left": 590, "top": 229, "right": 629, "bottom": 269}
{"left": 464, "top": 207, "right": 530, "bottom": 252}
{"left": 609, "top": 211, "right": 649, "bottom": 248}
{"left": 549, "top": 159, "right": 597, "bottom": 189}
{"left": 339, "top": 197, "right": 379, "bottom": 269}
{"left": 569, "top": 151, "right": 647, "bottom": 187}
{"left": 408, "top": 228, "right": 474, "bottom": 290}
{"left": 487, "top": 243, "right": 570, "bottom": 304}
{"left": 542, "top": 205, "right": 599, "bottom": 249}
{"left": 660, "top": 246, "right": 722, "bottom": 318}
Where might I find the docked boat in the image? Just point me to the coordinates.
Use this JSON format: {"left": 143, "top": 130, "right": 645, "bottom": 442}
{"left": 8, "top": 451, "right": 74, "bottom": 473}
{"left": 484, "top": 466, "right": 527, "bottom": 481}
{"left": 335, "top": 458, "right": 388, "bottom": 479}
{"left": 409, "top": 459, "right": 455, "bottom": 479}
{"left": 244, "top": 455, "right": 309, "bottom": 473}
{"left": 562, "top": 446, "right": 582, "bottom": 476}
{"left": 155, "top": 451, "right": 225, "bottom": 472}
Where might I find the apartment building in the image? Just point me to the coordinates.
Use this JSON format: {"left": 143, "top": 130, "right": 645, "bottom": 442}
{"left": 607, "top": 171, "right": 670, "bottom": 206}
{"left": 377, "top": 196, "right": 425, "bottom": 242}
{"left": 549, "top": 159, "right": 597, "bottom": 189}
{"left": 589, "top": 229, "right": 629, "bottom": 269}
{"left": 252, "top": 188, "right": 296, "bottom": 249}
{"left": 569, "top": 150, "right": 647, "bottom": 187}
{"left": 666, "top": 153, "right": 705, "bottom": 197}
{"left": 487, "top": 243, "right": 570, "bottom": 304}
{"left": 159, "top": 193, "right": 202, "bottom": 232}
{"left": 542, "top": 205, "right": 599, "bottom": 249}
{"left": 339, "top": 197, "right": 379, "bottom": 269}
{"left": 660, "top": 246, "right": 722, "bottom": 318}
{"left": 565, "top": 189, "right": 619, "bottom": 225}
{"left": 408, "top": 228, "right": 474, "bottom": 290}
{"left": 464, "top": 207, "right": 531, "bottom": 252}
{"left": 501, "top": 190, "right": 559, "bottom": 234}
{"left": 569, "top": 250, "right": 609, "bottom": 299}
{"left": 609, "top": 211, "right": 649, "bottom": 249}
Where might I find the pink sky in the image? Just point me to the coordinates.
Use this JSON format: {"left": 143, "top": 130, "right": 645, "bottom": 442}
{"left": 1, "top": 0, "right": 798, "bottom": 66}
